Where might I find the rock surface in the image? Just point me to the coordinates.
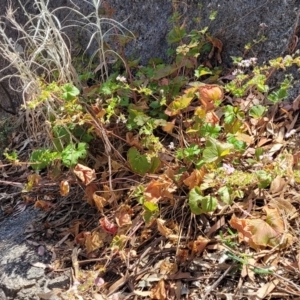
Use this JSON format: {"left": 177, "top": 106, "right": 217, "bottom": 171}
{"left": 0, "top": 206, "right": 70, "bottom": 300}
{"left": 0, "top": 0, "right": 300, "bottom": 111}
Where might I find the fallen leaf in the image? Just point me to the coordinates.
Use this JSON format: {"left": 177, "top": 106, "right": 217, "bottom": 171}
{"left": 27, "top": 173, "right": 41, "bottom": 186}
{"left": 59, "top": 180, "right": 70, "bottom": 196}
{"left": 74, "top": 164, "right": 96, "bottom": 185}
{"left": 162, "top": 121, "right": 175, "bottom": 134}
{"left": 157, "top": 218, "right": 173, "bottom": 238}
{"left": 93, "top": 193, "right": 107, "bottom": 212}
{"left": 84, "top": 183, "right": 98, "bottom": 206}
{"left": 183, "top": 167, "right": 206, "bottom": 189}
{"left": 207, "top": 36, "right": 223, "bottom": 63}
{"left": 85, "top": 230, "right": 106, "bottom": 253}
{"left": 176, "top": 249, "right": 189, "bottom": 263}
{"left": 159, "top": 260, "right": 178, "bottom": 275}
{"left": 151, "top": 279, "right": 167, "bottom": 300}
{"left": 269, "top": 197, "right": 296, "bottom": 217}
{"left": 229, "top": 206, "right": 293, "bottom": 250}
{"left": 144, "top": 175, "right": 177, "bottom": 202}
{"left": 268, "top": 143, "right": 283, "bottom": 156}
{"left": 253, "top": 279, "right": 279, "bottom": 300}
{"left": 74, "top": 231, "right": 90, "bottom": 246}
{"left": 115, "top": 205, "right": 133, "bottom": 227}
{"left": 188, "top": 236, "right": 210, "bottom": 255}
{"left": 99, "top": 217, "right": 118, "bottom": 235}
{"left": 34, "top": 200, "right": 54, "bottom": 211}
{"left": 235, "top": 132, "right": 254, "bottom": 145}
{"left": 198, "top": 84, "right": 224, "bottom": 112}
{"left": 269, "top": 176, "right": 286, "bottom": 194}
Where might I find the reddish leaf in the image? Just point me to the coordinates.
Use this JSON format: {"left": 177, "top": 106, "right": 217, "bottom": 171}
{"left": 99, "top": 217, "right": 118, "bottom": 235}
{"left": 198, "top": 84, "right": 224, "bottom": 112}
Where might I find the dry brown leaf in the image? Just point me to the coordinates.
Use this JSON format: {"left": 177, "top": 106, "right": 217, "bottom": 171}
{"left": 162, "top": 121, "right": 175, "bottom": 134}
{"left": 59, "top": 180, "right": 70, "bottom": 196}
{"left": 207, "top": 36, "right": 223, "bottom": 63}
{"left": 34, "top": 200, "right": 54, "bottom": 211}
{"left": 257, "top": 138, "right": 272, "bottom": 148}
{"left": 111, "top": 160, "right": 123, "bottom": 171}
{"left": 74, "top": 231, "right": 90, "bottom": 246}
{"left": 74, "top": 164, "right": 96, "bottom": 185}
{"left": 150, "top": 279, "right": 167, "bottom": 300}
{"left": 183, "top": 167, "right": 206, "bottom": 189}
{"left": 188, "top": 236, "right": 210, "bottom": 255}
{"left": 198, "top": 84, "right": 224, "bottom": 111}
{"left": 93, "top": 192, "right": 107, "bottom": 212}
{"left": 126, "top": 132, "right": 142, "bottom": 149}
{"left": 84, "top": 183, "right": 98, "bottom": 206}
{"left": 270, "top": 176, "right": 286, "bottom": 194}
{"left": 144, "top": 175, "right": 177, "bottom": 203}
{"left": 157, "top": 218, "right": 173, "bottom": 238}
{"left": 230, "top": 206, "right": 293, "bottom": 251}
{"left": 115, "top": 205, "right": 133, "bottom": 227}
{"left": 27, "top": 173, "right": 41, "bottom": 186}
{"left": 235, "top": 132, "right": 254, "bottom": 145}
{"left": 241, "top": 257, "right": 256, "bottom": 282}
{"left": 269, "top": 197, "right": 296, "bottom": 218}
{"left": 176, "top": 249, "right": 189, "bottom": 263}
{"left": 85, "top": 230, "right": 105, "bottom": 253}
{"left": 159, "top": 260, "right": 178, "bottom": 275}
{"left": 253, "top": 279, "right": 279, "bottom": 300}
{"left": 205, "top": 111, "right": 220, "bottom": 125}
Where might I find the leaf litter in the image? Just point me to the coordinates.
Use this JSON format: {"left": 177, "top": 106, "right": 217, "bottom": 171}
{"left": 3, "top": 36, "right": 300, "bottom": 300}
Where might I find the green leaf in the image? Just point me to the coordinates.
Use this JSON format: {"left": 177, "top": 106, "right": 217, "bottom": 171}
{"left": 152, "top": 65, "right": 177, "bottom": 80}
{"left": 167, "top": 26, "right": 186, "bottom": 44}
{"left": 195, "top": 66, "right": 212, "bottom": 78}
{"left": 127, "top": 147, "right": 151, "bottom": 175}
{"left": 62, "top": 84, "right": 80, "bottom": 101}
{"left": 218, "top": 186, "right": 233, "bottom": 205}
{"left": 227, "top": 134, "right": 246, "bottom": 151}
{"left": 202, "top": 138, "right": 234, "bottom": 163}
{"left": 249, "top": 105, "right": 266, "bottom": 119}
{"left": 256, "top": 170, "right": 272, "bottom": 188}
{"left": 143, "top": 201, "right": 159, "bottom": 223}
{"left": 30, "top": 149, "right": 59, "bottom": 170}
{"left": 61, "top": 142, "right": 87, "bottom": 168}
{"left": 268, "top": 89, "right": 288, "bottom": 103}
{"left": 189, "top": 187, "right": 217, "bottom": 214}
{"left": 148, "top": 157, "right": 161, "bottom": 173}
{"left": 198, "top": 123, "right": 220, "bottom": 138}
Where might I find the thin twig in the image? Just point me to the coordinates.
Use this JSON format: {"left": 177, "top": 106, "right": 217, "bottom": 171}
{"left": 201, "top": 265, "right": 234, "bottom": 300}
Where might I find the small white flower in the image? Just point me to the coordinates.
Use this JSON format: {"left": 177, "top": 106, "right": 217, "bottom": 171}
{"left": 222, "top": 163, "right": 235, "bottom": 175}
{"left": 168, "top": 142, "right": 175, "bottom": 150}
{"left": 116, "top": 75, "right": 127, "bottom": 83}
{"left": 285, "top": 129, "right": 296, "bottom": 139}
{"left": 232, "top": 69, "right": 244, "bottom": 76}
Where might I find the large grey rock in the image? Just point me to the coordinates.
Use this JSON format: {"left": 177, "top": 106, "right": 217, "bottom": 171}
{"left": 0, "top": 0, "right": 299, "bottom": 112}
{"left": 0, "top": 207, "right": 70, "bottom": 300}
